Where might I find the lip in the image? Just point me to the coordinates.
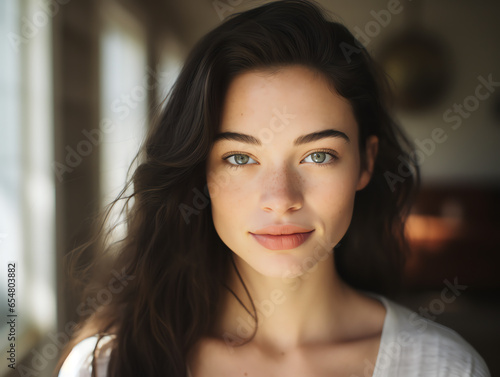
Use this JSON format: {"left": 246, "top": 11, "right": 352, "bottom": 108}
{"left": 252, "top": 224, "right": 314, "bottom": 235}
{"left": 250, "top": 225, "right": 315, "bottom": 250}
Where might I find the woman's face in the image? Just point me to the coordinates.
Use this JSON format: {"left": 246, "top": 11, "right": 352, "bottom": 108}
{"left": 205, "top": 65, "right": 378, "bottom": 279}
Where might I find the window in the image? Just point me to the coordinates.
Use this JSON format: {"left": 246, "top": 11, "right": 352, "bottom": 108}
{"left": 1, "top": 0, "right": 56, "bottom": 372}
{"left": 99, "top": 1, "right": 148, "bottom": 243}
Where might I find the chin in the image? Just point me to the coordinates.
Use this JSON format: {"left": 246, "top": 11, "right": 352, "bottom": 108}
{"left": 234, "top": 248, "right": 330, "bottom": 281}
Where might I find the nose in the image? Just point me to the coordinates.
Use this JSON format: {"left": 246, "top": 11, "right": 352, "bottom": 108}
{"left": 259, "top": 165, "right": 304, "bottom": 215}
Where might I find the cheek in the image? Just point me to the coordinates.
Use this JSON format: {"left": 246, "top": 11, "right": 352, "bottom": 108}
{"left": 207, "top": 173, "right": 255, "bottom": 259}
{"left": 210, "top": 194, "right": 239, "bottom": 226}
{"left": 207, "top": 171, "right": 247, "bottom": 208}
{"left": 311, "top": 165, "right": 360, "bottom": 226}
{"left": 206, "top": 167, "right": 248, "bottom": 232}
{"left": 315, "top": 180, "right": 356, "bottom": 215}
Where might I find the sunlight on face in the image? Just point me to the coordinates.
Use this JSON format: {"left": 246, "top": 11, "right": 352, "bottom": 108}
{"left": 206, "top": 65, "right": 376, "bottom": 279}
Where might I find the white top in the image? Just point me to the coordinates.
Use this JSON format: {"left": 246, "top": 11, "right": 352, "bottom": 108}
{"left": 58, "top": 293, "right": 491, "bottom": 377}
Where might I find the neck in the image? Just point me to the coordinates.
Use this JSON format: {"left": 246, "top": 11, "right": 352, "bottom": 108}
{"left": 214, "top": 252, "right": 362, "bottom": 354}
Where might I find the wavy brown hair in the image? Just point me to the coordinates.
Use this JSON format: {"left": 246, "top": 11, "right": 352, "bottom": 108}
{"left": 56, "top": 1, "right": 420, "bottom": 376}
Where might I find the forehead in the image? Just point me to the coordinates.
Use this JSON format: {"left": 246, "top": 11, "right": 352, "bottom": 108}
{"left": 217, "top": 65, "right": 358, "bottom": 142}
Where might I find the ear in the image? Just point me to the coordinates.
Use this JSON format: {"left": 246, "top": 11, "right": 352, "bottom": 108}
{"left": 356, "top": 135, "right": 379, "bottom": 191}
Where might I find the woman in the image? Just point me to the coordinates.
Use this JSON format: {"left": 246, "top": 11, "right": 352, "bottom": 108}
{"left": 56, "top": 1, "right": 490, "bottom": 376}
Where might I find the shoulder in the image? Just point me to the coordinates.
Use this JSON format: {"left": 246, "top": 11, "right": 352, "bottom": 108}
{"left": 58, "top": 334, "right": 115, "bottom": 377}
{"left": 372, "top": 294, "right": 491, "bottom": 377}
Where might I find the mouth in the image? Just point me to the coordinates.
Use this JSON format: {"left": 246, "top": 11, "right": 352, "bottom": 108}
{"left": 249, "top": 230, "right": 314, "bottom": 250}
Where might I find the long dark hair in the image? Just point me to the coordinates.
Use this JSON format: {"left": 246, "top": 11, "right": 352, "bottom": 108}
{"left": 56, "top": 1, "right": 420, "bottom": 376}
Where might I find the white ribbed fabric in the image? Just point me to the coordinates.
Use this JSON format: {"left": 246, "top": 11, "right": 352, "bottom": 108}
{"left": 368, "top": 293, "right": 490, "bottom": 377}
{"left": 58, "top": 294, "right": 491, "bottom": 377}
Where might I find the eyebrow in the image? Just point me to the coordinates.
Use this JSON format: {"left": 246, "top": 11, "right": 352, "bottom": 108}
{"left": 213, "top": 129, "right": 350, "bottom": 146}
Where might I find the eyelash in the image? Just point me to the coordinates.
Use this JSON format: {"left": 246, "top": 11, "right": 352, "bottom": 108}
{"left": 222, "top": 149, "right": 339, "bottom": 170}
